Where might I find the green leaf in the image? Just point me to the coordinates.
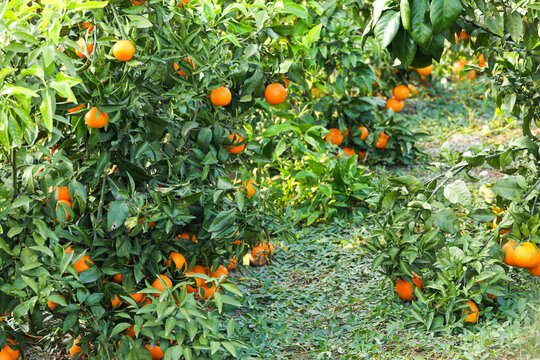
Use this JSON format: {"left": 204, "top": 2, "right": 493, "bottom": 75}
{"left": 492, "top": 177, "right": 523, "bottom": 201}
{"left": 469, "top": 209, "right": 496, "bottom": 223}
{"left": 504, "top": 9, "right": 523, "bottom": 42}
{"left": 392, "top": 28, "right": 417, "bottom": 68}
{"left": 433, "top": 208, "right": 460, "bottom": 233}
{"left": 283, "top": 1, "right": 308, "bottom": 19}
{"left": 68, "top": 1, "right": 109, "bottom": 10}
{"left": 410, "top": 0, "right": 433, "bottom": 47}
{"left": 222, "top": 341, "right": 237, "bottom": 357}
{"left": 79, "top": 266, "right": 101, "bottom": 283}
{"left": 208, "top": 210, "right": 236, "bottom": 233}
{"left": 39, "top": 89, "right": 54, "bottom": 132}
{"left": 429, "top": 0, "right": 462, "bottom": 34}
{"left": 110, "top": 322, "right": 131, "bottom": 337}
{"left": 485, "top": 5, "right": 504, "bottom": 37}
{"left": 126, "top": 15, "right": 153, "bottom": 28}
{"left": 443, "top": 180, "right": 471, "bottom": 205}
{"left": 400, "top": 0, "right": 411, "bottom": 31}
{"left": 374, "top": 11, "right": 401, "bottom": 48}
{"left": 107, "top": 200, "right": 129, "bottom": 231}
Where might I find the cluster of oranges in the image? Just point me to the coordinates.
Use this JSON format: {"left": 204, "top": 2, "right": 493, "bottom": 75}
{"left": 385, "top": 84, "right": 411, "bottom": 113}
{"left": 246, "top": 241, "right": 275, "bottom": 267}
{"left": 325, "top": 125, "right": 391, "bottom": 159}
{"left": 502, "top": 241, "right": 540, "bottom": 276}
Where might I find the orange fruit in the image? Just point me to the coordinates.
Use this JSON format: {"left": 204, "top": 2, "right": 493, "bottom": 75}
{"left": 242, "top": 179, "right": 256, "bottom": 197}
{"left": 176, "top": 232, "right": 197, "bottom": 243}
{"left": 129, "top": 291, "right": 146, "bottom": 304}
{"left": 113, "top": 40, "right": 135, "bottom": 61}
{"left": 151, "top": 275, "right": 173, "bottom": 297}
{"left": 502, "top": 241, "right": 516, "bottom": 266}
{"left": 174, "top": 57, "right": 195, "bottom": 76}
{"left": 264, "top": 83, "right": 287, "bottom": 105}
{"left": 67, "top": 104, "right": 85, "bottom": 114}
{"left": 57, "top": 186, "right": 71, "bottom": 202}
{"left": 407, "top": 84, "right": 418, "bottom": 95}
{"left": 282, "top": 75, "right": 290, "bottom": 87}
{"left": 453, "top": 60, "right": 468, "bottom": 75}
{"left": 358, "top": 151, "right": 367, "bottom": 160}
{"left": 126, "top": 326, "right": 136, "bottom": 338}
{"left": 226, "top": 257, "right": 238, "bottom": 271}
{"left": 311, "top": 88, "right": 324, "bottom": 98}
{"left": 386, "top": 98, "right": 404, "bottom": 112}
{"left": 4, "top": 338, "right": 20, "bottom": 360}
{"left": 478, "top": 53, "right": 487, "bottom": 67}
{"left": 210, "top": 86, "right": 232, "bottom": 106}
{"left": 250, "top": 246, "right": 269, "bottom": 266}
{"left": 130, "top": 0, "right": 146, "bottom": 5}
{"left": 513, "top": 242, "right": 540, "bottom": 268}
{"left": 395, "top": 274, "right": 423, "bottom": 301}
{"left": 464, "top": 300, "right": 478, "bottom": 323}
{"left": 140, "top": 204, "right": 156, "bottom": 228}
{"left": 375, "top": 131, "right": 389, "bottom": 150}
{"left": 210, "top": 265, "right": 228, "bottom": 280}
{"left": 78, "top": 22, "right": 95, "bottom": 32}
{"left": 198, "top": 284, "right": 219, "bottom": 300}
{"left": 0, "top": 351, "right": 10, "bottom": 360}
{"left": 65, "top": 245, "right": 73, "bottom": 254}
{"left": 110, "top": 294, "right": 122, "bottom": 308}
{"left": 144, "top": 344, "right": 164, "bottom": 360}
{"left": 465, "top": 70, "right": 476, "bottom": 80}
{"left": 84, "top": 107, "right": 109, "bottom": 128}
{"left": 342, "top": 128, "right": 350, "bottom": 137}
{"left": 392, "top": 85, "right": 410, "bottom": 100}
{"left": 186, "top": 265, "right": 207, "bottom": 293}
{"left": 73, "top": 255, "right": 93, "bottom": 274}
{"left": 358, "top": 126, "right": 369, "bottom": 141}
{"left": 75, "top": 38, "right": 94, "bottom": 58}
{"left": 528, "top": 263, "right": 540, "bottom": 276}
{"left": 57, "top": 200, "right": 72, "bottom": 221}
{"left": 69, "top": 339, "right": 82, "bottom": 357}
{"left": 112, "top": 273, "right": 122, "bottom": 283}
{"left": 459, "top": 30, "right": 469, "bottom": 40}
{"left": 177, "top": 0, "right": 189, "bottom": 6}
{"left": 375, "top": 93, "right": 386, "bottom": 100}
{"left": 166, "top": 252, "right": 187, "bottom": 273}
{"left": 48, "top": 299, "right": 59, "bottom": 310}
{"left": 325, "top": 128, "right": 344, "bottom": 146}
{"left": 226, "top": 133, "right": 246, "bottom": 154}
{"left": 341, "top": 147, "right": 355, "bottom": 157}
{"left": 415, "top": 65, "right": 433, "bottom": 76}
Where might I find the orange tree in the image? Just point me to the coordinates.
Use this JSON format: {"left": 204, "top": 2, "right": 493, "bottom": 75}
{"left": 0, "top": 0, "right": 296, "bottom": 358}
{"left": 363, "top": 0, "right": 540, "bottom": 331}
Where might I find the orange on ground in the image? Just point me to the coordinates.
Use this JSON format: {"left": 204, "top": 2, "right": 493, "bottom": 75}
{"left": 464, "top": 300, "right": 478, "bottom": 323}
{"left": 265, "top": 83, "right": 287, "bottom": 105}
{"left": 75, "top": 39, "right": 94, "bottom": 58}
{"left": 113, "top": 40, "right": 135, "bottom": 61}
{"left": 57, "top": 186, "right": 71, "bottom": 202}
{"left": 242, "top": 179, "right": 256, "bottom": 197}
{"left": 226, "top": 256, "right": 238, "bottom": 271}
{"left": 199, "top": 284, "right": 219, "bottom": 300}
{"left": 177, "top": 232, "right": 197, "bottom": 243}
{"left": 186, "top": 265, "right": 207, "bottom": 293}
{"left": 502, "top": 241, "right": 516, "bottom": 266}
{"left": 174, "top": 57, "right": 195, "bottom": 76}
{"left": 4, "top": 339, "right": 20, "bottom": 360}
{"left": 166, "top": 252, "right": 187, "bottom": 272}
{"left": 393, "top": 85, "right": 410, "bottom": 100}
{"left": 226, "top": 133, "right": 246, "bottom": 154}
{"left": 375, "top": 131, "right": 389, "bottom": 150}
{"left": 210, "top": 86, "right": 232, "bottom": 106}
{"left": 251, "top": 246, "right": 269, "bottom": 266}
{"left": 73, "top": 255, "right": 93, "bottom": 274}
{"left": 358, "top": 126, "right": 369, "bottom": 141}
{"left": 67, "top": 104, "right": 85, "bottom": 114}
{"left": 386, "top": 98, "right": 404, "bottom": 112}
{"left": 415, "top": 65, "right": 433, "bottom": 76}
{"left": 85, "top": 107, "right": 109, "bottom": 128}
{"left": 144, "top": 344, "right": 164, "bottom": 360}
{"left": 325, "top": 128, "right": 344, "bottom": 146}
{"left": 513, "top": 242, "right": 540, "bottom": 268}
{"left": 69, "top": 339, "right": 82, "bottom": 357}
{"left": 57, "top": 200, "right": 72, "bottom": 221}
{"left": 151, "top": 275, "right": 173, "bottom": 297}
{"left": 342, "top": 147, "right": 355, "bottom": 157}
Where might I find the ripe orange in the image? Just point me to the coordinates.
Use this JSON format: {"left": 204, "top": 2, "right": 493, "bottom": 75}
{"left": 341, "top": 147, "right": 355, "bottom": 157}
{"left": 210, "top": 265, "right": 228, "bottom": 280}
{"left": 186, "top": 265, "right": 207, "bottom": 293}
{"left": 85, "top": 107, "right": 109, "bottom": 128}
{"left": 174, "top": 57, "right": 195, "bottom": 76}
{"left": 478, "top": 53, "right": 487, "bottom": 67}
{"left": 126, "top": 326, "right": 136, "bottom": 338}
{"left": 110, "top": 294, "right": 122, "bottom": 308}
{"left": 453, "top": 60, "right": 468, "bottom": 75}
{"left": 112, "top": 273, "right": 122, "bottom": 283}
{"left": 386, "top": 98, "right": 404, "bottom": 112}
{"left": 78, "top": 22, "right": 96, "bottom": 32}
{"left": 69, "top": 339, "right": 82, "bottom": 357}
{"left": 4, "top": 339, "right": 20, "bottom": 360}
{"left": 166, "top": 252, "right": 187, "bottom": 273}
{"left": 513, "top": 242, "right": 540, "bottom": 268}
{"left": 57, "top": 186, "right": 71, "bottom": 202}
{"left": 199, "top": 284, "right": 219, "bottom": 300}
{"left": 342, "top": 128, "right": 350, "bottom": 137}
{"left": 177, "top": 232, "right": 197, "bottom": 243}
{"left": 113, "top": 40, "right": 135, "bottom": 61}
{"left": 395, "top": 274, "right": 423, "bottom": 301}
{"left": 393, "top": 85, "right": 410, "bottom": 100}
{"left": 0, "top": 351, "right": 10, "bottom": 360}
{"left": 57, "top": 200, "right": 72, "bottom": 221}
{"left": 65, "top": 245, "right": 73, "bottom": 254}
{"left": 73, "top": 255, "right": 93, "bottom": 274}
{"left": 325, "top": 128, "right": 344, "bottom": 146}
{"left": 415, "top": 65, "right": 433, "bottom": 76}
{"left": 140, "top": 204, "right": 156, "bottom": 228}
{"left": 264, "top": 83, "right": 287, "bottom": 105}
{"left": 129, "top": 291, "right": 146, "bottom": 304}
{"left": 251, "top": 246, "right": 269, "bottom": 266}
{"left": 311, "top": 87, "right": 324, "bottom": 98}
{"left": 75, "top": 39, "right": 94, "bottom": 58}
{"left": 242, "top": 179, "right": 256, "bottom": 197}
{"left": 130, "top": 0, "right": 146, "bottom": 5}
{"left": 375, "top": 131, "right": 389, "bottom": 150}
{"left": 407, "top": 84, "right": 418, "bottom": 95}
{"left": 210, "top": 86, "right": 232, "bottom": 106}
{"left": 144, "top": 344, "right": 164, "bottom": 360}
{"left": 460, "top": 30, "right": 469, "bottom": 40}
{"left": 465, "top": 70, "right": 476, "bottom": 80}
{"left": 464, "top": 300, "right": 478, "bottom": 323}
{"left": 502, "top": 241, "right": 516, "bottom": 266}
{"left": 48, "top": 299, "right": 59, "bottom": 310}
{"left": 67, "top": 104, "right": 85, "bottom": 114}
{"left": 529, "top": 263, "right": 540, "bottom": 276}
{"left": 226, "top": 133, "right": 246, "bottom": 154}
{"left": 282, "top": 75, "right": 290, "bottom": 87}
{"left": 177, "top": 0, "right": 189, "bottom": 6}
{"left": 358, "top": 151, "right": 367, "bottom": 160}
{"left": 151, "top": 275, "right": 173, "bottom": 297}
{"left": 226, "top": 256, "right": 238, "bottom": 271}
{"left": 358, "top": 126, "right": 369, "bottom": 141}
